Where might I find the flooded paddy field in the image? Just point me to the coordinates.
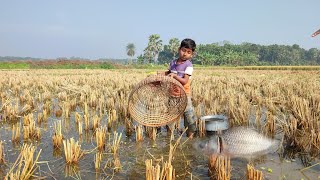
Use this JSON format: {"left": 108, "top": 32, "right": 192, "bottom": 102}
{"left": 0, "top": 69, "right": 319, "bottom": 179}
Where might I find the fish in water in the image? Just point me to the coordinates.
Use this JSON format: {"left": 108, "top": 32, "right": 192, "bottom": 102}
{"left": 194, "top": 127, "right": 279, "bottom": 158}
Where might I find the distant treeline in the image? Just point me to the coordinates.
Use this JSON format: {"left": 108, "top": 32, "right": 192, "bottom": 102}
{"left": 0, "top": 56, "right": 128, "bottom": 64}
{"left": 158, "top": 42, "right": 320, "bottom": 66}
{"left": 1, "top": 41, "right": 320, "bottom": 66}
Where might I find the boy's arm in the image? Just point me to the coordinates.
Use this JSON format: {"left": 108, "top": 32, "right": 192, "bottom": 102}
{"left": 168, "top": 73, "right": 190, "bottom": 85}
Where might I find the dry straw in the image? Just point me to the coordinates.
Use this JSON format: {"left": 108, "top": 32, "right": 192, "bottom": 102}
{"left": 63, "top": 138, "right": 84, "bottom": 164}
{"left": 135, "top": 125, "right": 144, "bottom": 142}
{"left": 247, "top": 164, "right": 263, "bottom": 180}
{"left": 5, "top": 144, "right": 42, "bottom": 180}
{"left": 145, "top": 128, "right": 187, "bottom": 179}
{"left": 43, "top": 109, "right": 49, "bottom": 122}
{"left": 23, "top": 113, "right": 33, "bottom": 126}
{"left": 92, "top": 115, "right": 100, "bottom": 131}
{"left": 124, "top": 117, "right": 133, "bottom": 136}
{"left": 64, "top": 164, "right": 80, "bottom": 177}
{"left": 37, "top": 112, "right": 43, "bottom": 124}
{"left": 84, "top": 102, "right": 89, "bottom": 117}
{"left": 96, "top": 126, "right": 107, "bottom": 151}
{"left": 108, "top": 109, "right": 117, "bottom": 130}
{"left": 145, "top": 158, "right": 176, "bottom": 180}
{"left": 113, "top": 156, "right": 121, "bottom": 172}
{"left": 161, "top": 161, "right": 175, "bottom": 180}
{"left": 95, "top": 152, "right": 102, "bottom": 170}
{"left": 111, "top": 131, "right": 122, "bottom": 156}
{"left": 84, "top": 114, "right": 89, "bottom": 131}
{"left": 23, "top": 118, "right": 41, "bottom": 140}
{"left": 109, "top": 131, "right": 122, "bottom": 172}
{"left": 145, "top": 159, "right": 161, "bottom": 180}
{"left": 208, "top": 155, "right": 231, "bottom": 180}
{"left": 52, "top": 120, "right": 63, "bottom": 148}
{"left": 147, "top": 127, "right": 157, "bottom": 141}
{"left": 12, "top": 123, "right": 21, "bottom": 143}
{"left": 78, "top": 120, "right": 83, "bottom": 136}
{"left": 63, "top": 102, "right": 70, "bottom": 118}
{"left": 98, "top": 97, "right": 105, "bottom": 117}
{"left": 2, "top": 67, "right": 320, "bottom": 178}
{"left": 264, "top": 111, "right": 276, "bottom": 136}
{"left": 75, "top": 112, "right": 81, "bottom": 123}
{"left": 55, "top": 108, "right": 62, "bottom": 117}
{"left": 197, "top": 119, "right": 206, "bottom": 137}
{"left": 0, "top": 141, "right": 4, "bottom": 163}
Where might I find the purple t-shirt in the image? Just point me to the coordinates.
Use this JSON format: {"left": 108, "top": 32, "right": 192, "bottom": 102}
{"left": 168, "top": 59, "right": 193, "bottom": 78}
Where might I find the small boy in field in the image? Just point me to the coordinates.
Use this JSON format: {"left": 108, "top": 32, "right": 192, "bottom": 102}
{"left": 159, "top": 38, "right": 197, "bottom": 138}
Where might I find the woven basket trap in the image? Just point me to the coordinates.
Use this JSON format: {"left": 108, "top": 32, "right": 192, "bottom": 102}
{"left": 128, "top": 75, "right": 188, "bottom": 127}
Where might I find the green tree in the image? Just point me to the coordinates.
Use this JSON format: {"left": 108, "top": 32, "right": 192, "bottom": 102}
{"left": 144, "top": 34, "right": 163, "bottom": 64}
{"left": 158, "top": 45, "right": 174, "bottom": 64}
{"left": 196, "top": 52, "right": 218, "bottom": 65}
{"left": 168, "top": 38, "right": 180, "bottom": 59}
{"left": 136, "top": 54, "right": 145, "bottom": 64}
{"left": 126, "top": 43, "right": 135, "bottom": 64}
{"left": 306, "top": 48, "right": 320, "bottom": 64}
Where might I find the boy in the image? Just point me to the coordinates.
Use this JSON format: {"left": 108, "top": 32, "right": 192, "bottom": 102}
{"left": 160, "top": 38, "right": 197, "bottom": 138}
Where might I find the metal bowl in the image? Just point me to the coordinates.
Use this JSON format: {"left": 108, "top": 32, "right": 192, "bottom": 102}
{"left": 200, "top": 115, "right": 229, "bottom": 131}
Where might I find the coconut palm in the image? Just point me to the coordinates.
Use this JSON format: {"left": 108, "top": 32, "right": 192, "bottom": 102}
{"left": 144, "top": 34, "right": 163, "bottom": 64}
{"left": 126, "top": 43, "right": 135, "bottom": 64}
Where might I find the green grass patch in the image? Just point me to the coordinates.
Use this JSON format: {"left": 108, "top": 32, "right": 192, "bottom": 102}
{"left": 130, "top": 63, "right": 168, "bottom": 69}
{"left": 31, "top": 62, "right": 115, "bottom": 69}
{"left": 0, "top": 62, "right": 30, "bottom": 69}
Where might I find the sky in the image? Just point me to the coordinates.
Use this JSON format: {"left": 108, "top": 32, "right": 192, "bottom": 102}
{"left": 0, "top": 0, "right": 319, "bottom": 59}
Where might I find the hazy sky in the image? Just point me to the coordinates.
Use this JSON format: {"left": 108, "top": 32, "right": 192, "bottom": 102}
{"left": 0, "top": 0, "right": 319, "bottom": 59}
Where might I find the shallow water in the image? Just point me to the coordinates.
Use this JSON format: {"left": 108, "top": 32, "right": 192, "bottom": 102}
{"left": 0, "top": 114, "right": 319, "bottom": 180}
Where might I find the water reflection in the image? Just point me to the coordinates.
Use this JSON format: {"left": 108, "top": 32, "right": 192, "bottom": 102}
{"left": 0, "top": 121, "right": 319, "bottom": 179}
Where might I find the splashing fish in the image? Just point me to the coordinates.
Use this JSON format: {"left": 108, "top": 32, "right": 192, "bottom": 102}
{"left": 311, "top": 28, "right": 320, "bottom": 37}
{"left": 194, "top": 127, "right": 279, "bottom": 158}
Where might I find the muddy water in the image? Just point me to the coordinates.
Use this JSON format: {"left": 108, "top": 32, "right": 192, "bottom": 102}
{"left": 0, "top": 113, "right": 319, "bottom": 180}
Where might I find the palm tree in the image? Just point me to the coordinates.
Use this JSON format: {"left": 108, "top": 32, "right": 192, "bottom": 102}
{"left": 168, "top": 38, "right": 180, "bottom": 59}
{"left": 144, "top": 34, "right": 163, "bottom": 64}
{"left": 126, "top": 43, "right": 135, "bottom": 64}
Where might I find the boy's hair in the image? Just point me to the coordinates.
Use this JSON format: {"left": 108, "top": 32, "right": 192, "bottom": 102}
{"left": 180, "top": 38, "right": 196, "bottom": 52}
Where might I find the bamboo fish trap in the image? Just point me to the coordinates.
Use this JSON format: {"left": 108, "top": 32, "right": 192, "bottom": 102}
{"left": 128, "top": 75, "right": 187, "bottom": 127}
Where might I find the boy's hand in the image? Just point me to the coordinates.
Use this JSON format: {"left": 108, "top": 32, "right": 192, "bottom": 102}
{"left": 168, "top": 73, "right": 177, "bottom": 78}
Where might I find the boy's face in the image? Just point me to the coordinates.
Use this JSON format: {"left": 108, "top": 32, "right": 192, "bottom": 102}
{"left": 178, "top": 47, "right": 194, "bottom": 61}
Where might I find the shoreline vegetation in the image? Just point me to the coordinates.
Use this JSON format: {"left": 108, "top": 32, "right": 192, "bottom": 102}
{"left": 1, "top": 60, "right": 320, "bottom": 70}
